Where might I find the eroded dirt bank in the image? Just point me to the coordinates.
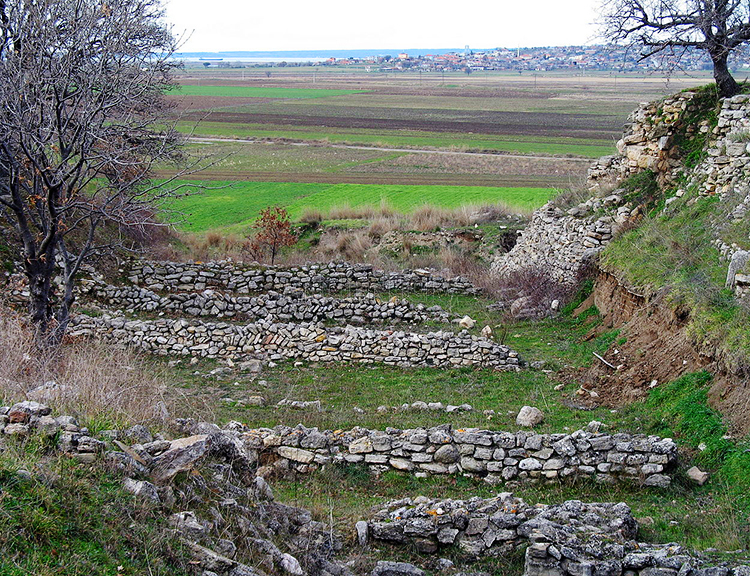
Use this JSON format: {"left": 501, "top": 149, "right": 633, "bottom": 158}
{"left": 572, "top": 270, "right": 750, "bottom": 434}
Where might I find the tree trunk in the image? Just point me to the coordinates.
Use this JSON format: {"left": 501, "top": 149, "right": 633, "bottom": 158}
{"left": 50, "top": 272, "right": 75, "bottom": 347}
{"left": 712, "top": 51, "right": 740, "bottom": 98}
{"left": 26, "top": 266, "right": 53, "bottom": 344}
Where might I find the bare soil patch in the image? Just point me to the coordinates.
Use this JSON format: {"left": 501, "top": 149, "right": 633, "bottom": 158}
{"left": 166, "top": 94, "right": 272, "bottom": 111}
{"left": 568, "top": 272, "right": 750, "bottom": 435}
{"left": 181, "top": 109, "right": 620, "bottom": 140}
{"left": 350, "top": 151, "right": 590, "bottom": 178}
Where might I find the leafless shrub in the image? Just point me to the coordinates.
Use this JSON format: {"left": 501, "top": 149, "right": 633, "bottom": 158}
{"left": 0, "top": 302, "right": 174, "bottom": 427}
{"left": 472, "top": 203, "right": 514, "bottom": 224}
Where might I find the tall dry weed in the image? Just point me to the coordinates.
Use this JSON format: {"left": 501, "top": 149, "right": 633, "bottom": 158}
{"left": 0, "top": 302, "right": 175, "bottom": 427}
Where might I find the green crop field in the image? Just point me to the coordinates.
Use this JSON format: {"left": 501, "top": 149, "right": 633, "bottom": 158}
{"left": 170, "top": 84, "right": 367, "bottom": 99}
{"left": 164, "top": 180, "right": 555, "bottom": 233}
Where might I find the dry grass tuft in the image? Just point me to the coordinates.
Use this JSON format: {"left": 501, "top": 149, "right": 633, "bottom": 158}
{"left": 367, "top": 215, "right": 401, "bottom": 239}
{"left": 0, "top": 302, "right": 175, "bottom": 428}
{"left": 318, "top": 230, "right": 374, "bottom": 262}
{"left": 299, "top": 207, "right": 324, "bottom": 224}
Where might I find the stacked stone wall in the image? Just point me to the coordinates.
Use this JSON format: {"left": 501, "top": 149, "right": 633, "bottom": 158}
{"left": 490, "top": 206, "right": 615, "bottom": 286}
{"left": 241, "top": 423, "right": 677, "bottom": 487}
{"left": 362, "top": 493, "right": 750, "bottom": 576}
{"left": 126, "top": 260, "right": 479, "bottom": 295}
{"left": 83, "top": 281, "right": 449, "bottom": 325}
{"left": 68, "top": 315, "right": 517, "bottom": 368}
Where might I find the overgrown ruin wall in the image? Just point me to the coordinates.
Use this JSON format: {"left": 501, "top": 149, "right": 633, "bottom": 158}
{"left": 365, "top": 493, "right": 750, "bottom": 576}
{"left": 241, "top": 423, "right": 677, "bottom": 488}
{"left": 491, "top": 92, "right": 697, "bottom": 288}
{"left": 126, "top": 260, "right": 480, "bottom": 295}
{"left": 83, "top": 281, "right": 450, "bottom": 325}
{"left": 68, "top": 315, "right": 517, "bottom": 368}
{"left": 490, "top": 206, "right": 615, "bottom": 286}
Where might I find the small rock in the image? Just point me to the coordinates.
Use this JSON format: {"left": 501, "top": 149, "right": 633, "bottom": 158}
{"left": 280, "top": 553, "right": 303, "bottom": 575}
{"left": 356, "top": 520, "right": 369, "bottom": 547}
{"left": 436, "top": 558, "right": 454, "bottom": 572}
{"left": 9, "top": 400, "right": 51, "bottom": 419}
{"left": 457, "top": 316, "right": 475, "bottom": 330}
{"left": 124, "top": 424, "right": 152, "bottom": 444}
{"left": 371, "top": 561, "right": 425, "bottom": 576}
{"left": 168, "top": 511, "right": 207, "bottom": 537}
{"left": 3, "top": 423, "right": 30, "bottom": 436}
{"left": 123, "top": 478, "right": 161, "bottom": 503}
{"left": 687, "top": 466, "right": 709, "bottom": 485}
{"left": 516, "top": 406, "right": 544, "bottom": 427}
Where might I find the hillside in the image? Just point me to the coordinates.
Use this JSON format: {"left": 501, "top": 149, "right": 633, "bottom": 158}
{"left": 2, "top": 87, "right": 750, "bottom": 576}
{"left": 491, "top": 86, "right": 750, "bottom": 431}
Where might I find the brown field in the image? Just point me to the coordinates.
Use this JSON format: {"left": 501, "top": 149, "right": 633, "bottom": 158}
{"left": 180, "top": 109, "right": 619, "bottom": 140}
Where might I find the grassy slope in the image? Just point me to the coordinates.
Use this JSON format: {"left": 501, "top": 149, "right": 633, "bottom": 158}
{"left": 164, "top": 180, "right": 555, "bottom": 233}
{"left": 0, "top": 439, "right": 190, "bottom": 576}
{"left": 601, "top": 184, "right": 750, "bottom": 375}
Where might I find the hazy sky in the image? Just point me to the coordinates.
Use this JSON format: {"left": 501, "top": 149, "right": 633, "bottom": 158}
{"left": 164, "top": 0, "right": 602, "bottom": 53}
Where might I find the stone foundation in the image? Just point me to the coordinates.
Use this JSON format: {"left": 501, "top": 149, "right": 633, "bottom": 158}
{"left": 68, "top": 315, "right": 517, "bottom": 369}
{"left": 126, "top": 260, "right": 480, "bottom": 295}
{"left": 83, "top": 281, "right": 450, "bottom": 325}
{"left": 237, "top": 423, "right": 677, "bottom": 487}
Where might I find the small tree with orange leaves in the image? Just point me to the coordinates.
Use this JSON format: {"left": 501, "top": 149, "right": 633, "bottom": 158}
{"left": 248, "top": 207, "right": 298, "bottom": 264}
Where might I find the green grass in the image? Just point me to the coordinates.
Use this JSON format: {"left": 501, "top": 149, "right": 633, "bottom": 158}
{"left": 169, "top": 294, "right": 619, "bottom": 432}
{"left": 177, "top": 121, "right": 615, "bottom": 158}
{"left": 0, "top": 439, "right": 191, "bottom": 576}
{"left": 163, "top": 180, "right": 556, "bottom": 233}
{"left": 601, "top": 185, "right": 750, "bottom": 374}
{"left": 171, "top": 84, "right": 367, "bottom": 99}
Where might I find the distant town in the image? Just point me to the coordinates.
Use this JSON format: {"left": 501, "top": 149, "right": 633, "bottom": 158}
{"left": 189, "top": 45, "right": 749, "bottom": 72}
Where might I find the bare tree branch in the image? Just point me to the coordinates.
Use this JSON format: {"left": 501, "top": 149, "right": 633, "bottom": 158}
{"left": 599, "top": 0, "right": 750, "bottom": 96}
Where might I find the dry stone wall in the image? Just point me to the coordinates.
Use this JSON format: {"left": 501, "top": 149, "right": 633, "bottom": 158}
{"left": 240, "top": 423, "right": 677, "bottom": 487}
{"left": 491, "top": 95, "right": 701, "bottom": 290}
{"left": 126, "top": 260, "right": 479, "bottom": 295}
{"left": 366, "top": 493, "right": 636, "bottom": 558}
{"left": 490, "top": 206, "right": 615, "bottom": 286}
{"left": 83, "top": 281, "right": 449, "bottom": 326}
{"left": 591, "top": 93, "right": 697, "bottom": 189}
{"left": 68, "top": 315, "right": 517, "bottom": 368}
{"left": 363, "top": 493, "right": 750, "bottom": 576}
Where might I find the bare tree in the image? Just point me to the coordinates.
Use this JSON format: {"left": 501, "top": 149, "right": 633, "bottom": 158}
{"left": 599, "top": 0, "right": 750, "bottom": 97}
{"left": 0, "top": 0, "right": 191, "bottom": 346}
